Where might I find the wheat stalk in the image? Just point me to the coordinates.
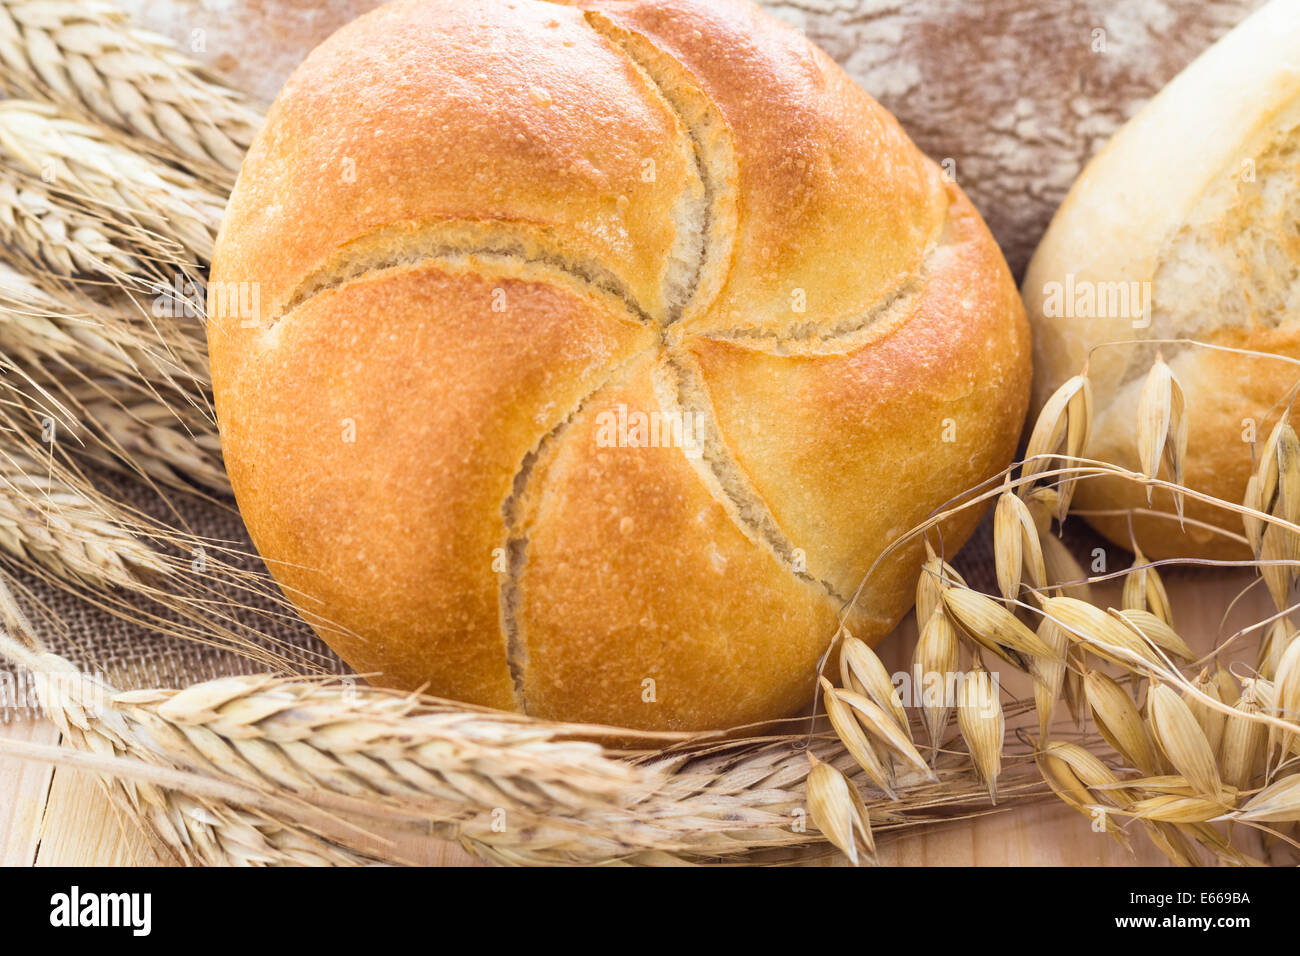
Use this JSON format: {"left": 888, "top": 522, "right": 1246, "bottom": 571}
{"left": 0, "top": 165, "right": 142, "bottom": 280}
{"left": 45, "top": 381, "right": 224, "bottom": 493}
{"left": 0, "top": 442, "right": 165, "bottom": 588}
{"left": 0, "top": 100, "right": 224, "bottom": 266}
{"left": 0, "top": 0, "right": 262, "bottom": 179}
{"left": 0, "top": 261, "right": 209, "bottom": 387}
{"left": 2, "top": 642, "right": 377, "bottom": 865}
{"left": 14, "top": 372, "right": 226, "bottom": 493}
{"left": 82, "top": 676, "right": 1057, "bottom": 865}
{"left": 0, "top": 604, "right": 1060, "bottom": 866}
{"left": 0, "top": 259, "right": 103, "bottom": 367}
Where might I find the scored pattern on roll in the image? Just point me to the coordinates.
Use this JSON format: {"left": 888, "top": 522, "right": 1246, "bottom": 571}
{"left": 208, "top": 0, "right": 1031, "bottom": 730}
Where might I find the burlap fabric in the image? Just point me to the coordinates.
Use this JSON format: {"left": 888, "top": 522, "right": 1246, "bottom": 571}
{"left": 0, "top": 467, "right": 352, "bottom": 720}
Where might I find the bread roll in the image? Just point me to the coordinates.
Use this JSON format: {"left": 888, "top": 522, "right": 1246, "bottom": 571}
{"left": 1024, "top": 0, "right": 1300, "bottom": 560}
{"left": 208, "top": 0, "right": 1030, "bottom": 730}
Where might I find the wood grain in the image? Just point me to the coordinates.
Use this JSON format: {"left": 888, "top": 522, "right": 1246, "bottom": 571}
{"left": 34, "top": 766, "right": 163, "bottom": 867}
{"left": 0, "top": 718, "right": 56, "bottom": 866}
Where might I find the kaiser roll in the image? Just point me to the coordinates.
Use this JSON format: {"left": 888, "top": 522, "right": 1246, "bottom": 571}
{"left": 207, "top": 0, "right": 1031, "bottom": 730}
{"left": 1023, "top": 0, "right": 1300, "bottom": 561}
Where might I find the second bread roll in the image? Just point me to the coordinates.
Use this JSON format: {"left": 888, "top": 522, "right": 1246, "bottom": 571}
{"left": 1024, "top": 0, "right": 1300, "bottom": 560}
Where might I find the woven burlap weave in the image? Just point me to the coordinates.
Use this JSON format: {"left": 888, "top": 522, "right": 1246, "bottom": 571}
{"left": 0, "top": 466, "right": 351, "bottom": 720}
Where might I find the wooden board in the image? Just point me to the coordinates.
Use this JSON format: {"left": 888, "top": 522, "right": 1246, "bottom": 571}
{"left": 0, "top": 718, "right": 56, "bottom": 866}
{"left": 0, "top": 735, "right": 1161, "bottom": 865}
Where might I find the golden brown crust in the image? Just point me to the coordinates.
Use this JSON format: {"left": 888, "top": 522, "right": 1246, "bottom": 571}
{"left": 211, "top": 258, "right": 653, "bottom": 709}
{"left": 210, "top": 0, "right": 1030, "bottom": 729}
{"left": 514, "top": 353, "right": 841, "bottom": 729}
{"left": 687, "top": 183, "right": 1031, "bottom": 635}
{"left": 572, "top": 0, "right": 948, "bottom": 337}
{"left": 210, "top": 0, "right": 699, "bottom": 324}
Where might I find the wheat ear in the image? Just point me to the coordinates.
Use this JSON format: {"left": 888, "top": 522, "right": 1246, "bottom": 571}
{"left": 0, "top": 0, "right": 262, "bottom": 179}
{"left": 0, "top": 262, "right": 209, "bottom": 387}
{"left": 9, "top": 642, "right": 376, "bottom": 865}
{"left": 0, "top": 592, "right": 1058, "bottom": 867}
{"left": 99, "top": 676, "right": 1054, "bottom": 866}
{"left": 0, "top": 442, "right": 165, "bottom": 588}
{"left": 17, "top": 372, "right": 227, "bottom": 494}
{"left": 0, "top": 99, "right": 224, "bottom": 266}
{"left": 0, "top": 165, "right": 143, "bottom": 281}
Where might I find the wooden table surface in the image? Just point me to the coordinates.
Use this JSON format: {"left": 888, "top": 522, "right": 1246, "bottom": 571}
{"left": 2, "top": 570, "right": 1273, "bottom": 867}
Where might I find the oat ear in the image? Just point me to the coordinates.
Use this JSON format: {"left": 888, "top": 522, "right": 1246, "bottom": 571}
{"left": 1121, "top": 545, "right": 1173, "bottom": 626}
{"left": 833, "top": 685, "right": 934, "bottom": 781}
{"left": 1148, "top": 682, "right": 1224, "bottom": 801}
{"left": 1220, "top": 690, "right": 1266, "bottom": 791}
{"left": 1234, "top": 774, "right": 1300, "bottom": 824}
{"left": 943, "top": 586, "right": 1063, "bottom": 671}
{"left": 913, "top": 611, "right": 959, "bottom": 751}
{"left": 995, "top": 491, "right": 1047, "bottom": 609}
{"left": 1036, "top": 748, "right": 1132, "bottom": 850}
{"left": 805, "top": 755, "right": 877, "bottom": 866}
{"left": 1020, "top": 373, "right": 1092, "bottom": 520}
{"left": 821, "top": 676, "right": 897, "bottom": 799}
{"left": 839, "top": 635, "right": 911, "bottom": 740}
{"left": 1084, "top": 669, "right": 1160, "bottom": 776}
{"left": 1033, "top": 619, "right": 1069, "bottom": 741}
{"left": 957, "top": 665, "right": 1004, "bottom": 804}
{"left": 1113, "top": 608, "right": 1194, "bottom": 662}
{"left": 1269, "top": 638, "right": 1300, "bottom": 774}
{"left": 1136, "top": 354, "right": 1188, "bottom": 521}
{"left": 1044, "top": 595, "right": 1163, "bottom": 672}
